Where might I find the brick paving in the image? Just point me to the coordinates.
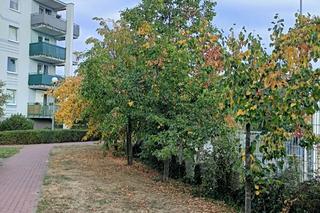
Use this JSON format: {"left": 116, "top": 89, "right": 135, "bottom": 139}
{"left": 0, "top": 142, "right": 93, "bottom": 213}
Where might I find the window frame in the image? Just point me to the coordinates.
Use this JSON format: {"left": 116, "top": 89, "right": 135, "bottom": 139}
{"left": 9, "top": 0, "right": 19, "bottom": 11}
{"left": 37, "top": 63, "right": 43, "bottom": 74}
{"left": 7, "top": 57, "right": 17, "bottom": 73}
{"left": 6, "top": 89, "right": 17, "bottom": 106}
{"left": 8, "top": 25, "right": 18, "bottom": 42}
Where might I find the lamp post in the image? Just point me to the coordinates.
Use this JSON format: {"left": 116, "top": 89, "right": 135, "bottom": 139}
{"left": 300, "top": 0, "right": 303, "bottom": 15}
{"left": 51, "top": 77, "right": 59, "bottom": 130}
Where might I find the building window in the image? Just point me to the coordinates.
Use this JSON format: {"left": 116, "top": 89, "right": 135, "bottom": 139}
{"left": 9, "top": 0, "right": 19, "bottom": 11}
{"left": 7, "top": 57, "right": 17, "bottom": 72}
{"left": 36, "top": 63, "right": 49, "bottom": 74}
{"left": 37, "top": 63, "right": 42, "bottom": 74}
{"left": 7, "top": 89, "right": 16, "bottom": 105}
{"left": 9, "top": 26, "right": 18, "bottom": 42}
{"left": 39, "top": 7, "right": 44, "bottom": 14}
{"left": 45, "top": 9, "right": 52, "bottom": 15}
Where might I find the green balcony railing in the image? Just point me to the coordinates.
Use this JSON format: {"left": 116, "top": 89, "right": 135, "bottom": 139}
{"left": 29, "top": 42, "right": 66, "bottom": 61}
{"left": 28, "top": 73, "right": 63, "bottom": 87}
{"left": 27, "top": 104, "right": 56, "bottom": 118}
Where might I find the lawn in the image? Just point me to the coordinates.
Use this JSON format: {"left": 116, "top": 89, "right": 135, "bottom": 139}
{"left": 0, "top": 147, "right": 20, "bottom": 159}
{"left": 37, "top": 145, "right": 234, "bottom": 213}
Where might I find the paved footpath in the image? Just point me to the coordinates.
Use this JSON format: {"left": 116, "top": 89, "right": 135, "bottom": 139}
{"left": 0, "top": 142, "right": 94, "bottom": 213}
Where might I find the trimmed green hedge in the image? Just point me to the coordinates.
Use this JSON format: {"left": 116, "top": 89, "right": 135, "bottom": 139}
{"left": 0, "top": 129, "right": 93, "bottom": 145}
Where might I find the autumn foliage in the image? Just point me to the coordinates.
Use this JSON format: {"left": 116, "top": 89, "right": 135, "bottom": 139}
{"left": 52, "top": 76, "right": 87, "bottom": 128}
{"left": 52, "top": 1, "right": 320, "bottom": 212}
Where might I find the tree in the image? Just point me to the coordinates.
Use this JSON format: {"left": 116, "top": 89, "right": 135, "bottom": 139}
{"left": 0, "top": 81, "right": 8, "bottom": 118}
{"left": 52, "top": 76, "right": 88, "bottom": 128}
{"left": 78, "top": 0, "right": 226, "bottom": 176}
{"left": 220, "top": 14, "right": 320, "bottom": 212}
{"left": 122, "top": 0, "right": 224, "bottom": 180}
{"left": 79, "top": 18, "right": 141, "bottom": 165}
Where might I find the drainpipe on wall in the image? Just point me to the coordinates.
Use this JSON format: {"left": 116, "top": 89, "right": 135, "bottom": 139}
{"left": 65, "top": 3, "right": 74, "bottom": 77}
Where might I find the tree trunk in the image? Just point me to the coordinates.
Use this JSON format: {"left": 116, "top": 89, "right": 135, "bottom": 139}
{"left": 163, "top": 158, "right": 170, "bottom": 181}
{"left": 126, "top": 116, "right": 133, "bottom": 166}
{"left": 245, "top": 123, "right": 252, "bottom": 213}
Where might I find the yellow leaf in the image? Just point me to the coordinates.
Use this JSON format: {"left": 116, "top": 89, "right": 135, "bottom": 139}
{"left": 236, "top": 109, "right": 246, "bottom": 116}
{"left": 128, "top": 101, "right": 134, "bottom": 107}
{"left": 255, "top": 185, "right": 259, "bottom": 190}
{"left": 209, "top": 35, "right": 219, "bottom": 43}
{"left": 137, "top": 22, "right": 152, "bottom": 36}
{"left": 255, "top": 191, "right": 261, "bottom": 196}
{"left": 219, "top": 103, "right": 225, "bottom": 110}
{"left": 177, "top": 39, "right": 187, "bottom": 45}
{"left": 250, "top": 105, "right": 257, "bottom": 111}
{"left": 143, "top": 42, "right": 151, "bottom": 49}
{"left": 241, "top": 151, "right": 245, "bottom": 161}
{"left": 292, "top": 113, "right": 297, "bottom": 120}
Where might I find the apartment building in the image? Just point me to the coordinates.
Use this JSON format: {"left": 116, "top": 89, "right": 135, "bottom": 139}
{"left": 0, "top": 0, "right": 79, "bottom": 128}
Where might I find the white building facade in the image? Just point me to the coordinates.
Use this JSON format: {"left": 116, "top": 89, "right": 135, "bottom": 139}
{"left": 0, "top": 0, "right": 79, "bottom": 128}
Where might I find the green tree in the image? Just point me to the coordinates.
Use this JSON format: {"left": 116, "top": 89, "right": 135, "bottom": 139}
{"left": 220, "top": 14, "right": 320, "bottom": 212}
{"left": 79, "top": 18, "right": 142, "bottom": 165}
{"left": 122, "top": 0, "right": 224, "bottom": 180}
{"left": 0, "top": 81, "right": 8, "bottom": 118}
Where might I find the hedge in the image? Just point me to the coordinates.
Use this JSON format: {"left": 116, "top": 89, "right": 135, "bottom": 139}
{"left": 0, "top": 129, "right": 93, "bottom": 145}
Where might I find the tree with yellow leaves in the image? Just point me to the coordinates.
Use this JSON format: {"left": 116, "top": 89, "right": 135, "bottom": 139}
{"left": 52, "top": 76, "right": 88, "bottom": 128}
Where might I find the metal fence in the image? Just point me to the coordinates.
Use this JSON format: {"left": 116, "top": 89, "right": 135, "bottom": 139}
{"left": 239, "top": 130, "right": 319, "bottom": 182}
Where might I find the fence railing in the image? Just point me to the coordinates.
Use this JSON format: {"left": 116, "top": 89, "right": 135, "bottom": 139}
{"left": 238, "top": 131, "right": 319, "bottom": 182}
{"left": 28, "top": 73, "right": 63, "bottom": 87}
{"left": 31, "top": 13, "right": 80, "bottom": 38}
{"left": 29, "top": 42, "right": 66, "bottom": 61}
{"left": 27, "top": 104, "right": 56, "bottom": 119}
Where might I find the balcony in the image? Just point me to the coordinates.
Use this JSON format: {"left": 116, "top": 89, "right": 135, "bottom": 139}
{"left": 30, "top": 42, "right": 66, "bottom": 64}
{"left": 27, "top": 104, "right": 55, "bottom": 119}
{"left": 28, "top": 73, "right": 63, "bottom": 90}
{"left": 31, "top": 13, "right": 80, "bottom": 40}
{"left": 34, "top": 0, "right": 66, "bottom": 11}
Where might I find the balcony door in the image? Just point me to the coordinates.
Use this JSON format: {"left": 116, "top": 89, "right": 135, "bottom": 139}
{"left": 37, "top": 63, "right": 42, "bottom": 74}
{"left": 39, "top": 7, "right": 44, "bottom": 14}
{"left": 43, "top": 94, "right": 48, "bottom": 106}
{"left": 43, "top": 64, "right": 49, "bottom": 75}
{"left": 39, "top": 6, "right": 52, "bottom": 15}
{"left": 37, "top": 63, "right": 49, "bottom": 75}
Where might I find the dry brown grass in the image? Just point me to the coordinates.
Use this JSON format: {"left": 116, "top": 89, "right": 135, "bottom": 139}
{"left": 37, "top": 145, "right": 235, "bottom": 213}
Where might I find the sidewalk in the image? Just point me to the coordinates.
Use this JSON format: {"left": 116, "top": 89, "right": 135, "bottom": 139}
{"left": 0, "top": 142, "right": 93, "bottom": 213}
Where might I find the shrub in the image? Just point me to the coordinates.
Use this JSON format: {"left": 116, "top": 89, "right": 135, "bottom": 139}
{"left": 252, "top": 176, "right": 320, "bottom": 213}
{"left": 284, "top": 177, "right": 320, "bottom": 212}
{"left": 251, "top": 156, "right": 312, "bottom": 213}
{"left": 0, "top": 129, "right": 95, "bottom": 145}
{"left": 0, "top": 114, "right": 34, "bottom": 131}
{"left": 196, "top": 135, "right": 242, "bottom": 203}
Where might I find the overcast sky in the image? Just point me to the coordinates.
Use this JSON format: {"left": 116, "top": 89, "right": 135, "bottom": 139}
{"left": 65, "top": 0, "right": 320, "bottom": 52}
